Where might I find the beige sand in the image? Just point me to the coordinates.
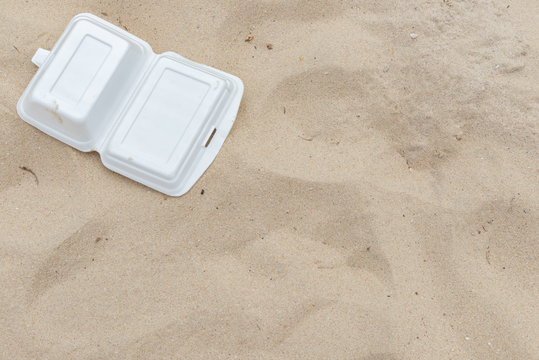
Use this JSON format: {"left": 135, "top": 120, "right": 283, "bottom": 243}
{"left": 1, "top": 0, "right": 538, "bottom": 359}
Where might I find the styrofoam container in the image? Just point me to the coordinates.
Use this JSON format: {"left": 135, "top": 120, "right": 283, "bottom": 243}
{"left": 17, "top": 13, "right": 243, "bottom": 196}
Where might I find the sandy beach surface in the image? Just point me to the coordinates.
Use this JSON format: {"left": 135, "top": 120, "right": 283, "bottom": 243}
{"left": 1, "top": 0, "right": 538, "bottom": 359}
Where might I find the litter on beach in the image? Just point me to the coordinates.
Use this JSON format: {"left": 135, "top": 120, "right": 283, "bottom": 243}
{"left": 17, "top": 13, "right": 243, "bottom": 196}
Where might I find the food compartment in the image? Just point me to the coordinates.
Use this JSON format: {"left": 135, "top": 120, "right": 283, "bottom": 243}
{"left": 19, "top": 15, "right": 150, "bottom": 150}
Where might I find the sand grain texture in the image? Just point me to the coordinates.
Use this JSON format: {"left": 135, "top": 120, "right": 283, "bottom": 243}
{"left": 0, "top": 0, "right": 538, "bottom": 359}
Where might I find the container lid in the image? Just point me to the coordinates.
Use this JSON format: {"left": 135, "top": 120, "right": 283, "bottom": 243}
{"left": 17, "top": 13, "right": 243, "bottom": 196}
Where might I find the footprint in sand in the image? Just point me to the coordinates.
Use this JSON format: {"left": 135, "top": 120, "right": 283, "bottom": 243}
{"left": 230, "top": 64, "right": 465, "bottom": 184}
{"left": 168, "top": 168, "right": 395, "bottom": 289}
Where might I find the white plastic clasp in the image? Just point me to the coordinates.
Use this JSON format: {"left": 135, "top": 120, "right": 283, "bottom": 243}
{"left": 32, "top": 48, "right": 50, "bottom": 67}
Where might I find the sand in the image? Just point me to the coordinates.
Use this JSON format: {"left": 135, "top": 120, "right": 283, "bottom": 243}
{"left": 1, "top": 0, "right": 538, "bottom": 359}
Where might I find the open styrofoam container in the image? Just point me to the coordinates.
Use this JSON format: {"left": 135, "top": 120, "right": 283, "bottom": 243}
{"left": 17, "top": 13, "right": 243, "bottom": 196}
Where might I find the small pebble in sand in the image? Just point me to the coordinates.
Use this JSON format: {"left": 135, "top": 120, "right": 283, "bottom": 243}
{"left": 245, "top": 35, "right": 254, "bottom": 42}
{"left": 410, "top": 33, "right": 418, "bottom": 39}
{"left": 299, "top": 56, "right": 304, "bottom": 61}
{"left": 465, "top": 336, "right": 471, "bottom": 341}
{"left": 266, "top": 43, "right": 273, "bottom": 50}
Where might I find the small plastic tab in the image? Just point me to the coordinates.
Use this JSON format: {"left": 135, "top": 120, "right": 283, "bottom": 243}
{"left": 31, "top": 48, "right": 50, "bottom": 67}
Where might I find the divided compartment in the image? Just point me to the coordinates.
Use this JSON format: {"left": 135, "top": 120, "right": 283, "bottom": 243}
{"left": 101, "top": 54, "right": 231, "bottom": 190}
{"left": 17, "top": 14, "right": 151, "bottom": 151}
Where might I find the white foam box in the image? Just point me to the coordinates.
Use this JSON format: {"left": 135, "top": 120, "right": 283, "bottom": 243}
{"left": 17, "top": 13, "right": 243, "bottom": 196}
